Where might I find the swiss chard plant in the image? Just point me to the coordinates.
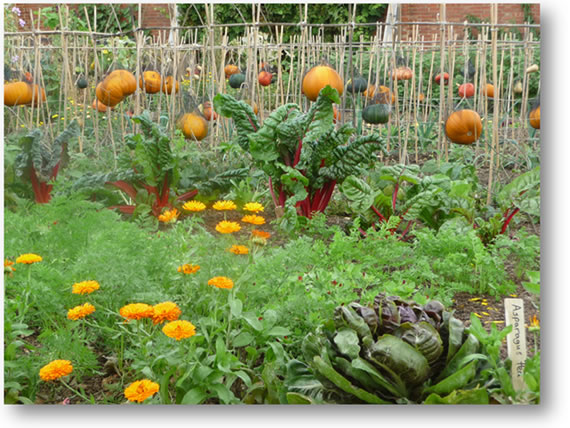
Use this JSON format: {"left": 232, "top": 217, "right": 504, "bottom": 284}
{"left": 285, "top": 292, "right": 492, "bottom": 404}
{"left": 214, "top": 86, "right": 387, "bottom": 226}
{"left": 14, "top": 120, "right": 80, "bottom": 204}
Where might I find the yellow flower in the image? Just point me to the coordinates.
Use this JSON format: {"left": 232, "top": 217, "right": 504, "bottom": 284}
{"left": 52, "top": 114, "right": 58, "bottom": 119}
{"left": 152, "top": 302, "right": 182, "bottom": 325}
{"left": 119, "top": 303, "right": 154, "bottom": 321}
{"left": 215, "top": 220, "right": 241, "bottom": 234}
{"left": 67, "top": 303, "right": 96, "bottom": 320}
{"left": 124, "top": 379, "right": 159, "bottom": 403}
{"left": 72, "top": 280, "right": 100, "bottom": 295}
{"left": 252, "top": 230, "right": 271, "bottom": 239}
{"left": 158, "top": 208, "right": 179, "bottom": 223}
{"left": 39, "top": 360, "right": 73, "bottom": 381}
{"left": 162, "top": 320, "right": 196, "bottom": 340}
{"left": 212, "top": 200, "right": 237, "bottom": 211}
{"left": 243, "top": 202, "right": 264, "bottom": 213}
{"left": 16, "top": 253, "right": 42, "bottom": 264}
{"left": 228, "top": 245, "right": 249, "bottom": 255}
{"left": 208, "top": 276, "right": 234, "bottom": 289}
{"left": 177, "top": 263, "right": 200, "bottom": 275}
{"left": 182, "top": 200, "right": 206, "bottom": 212}
{"left": 242, "top": 215, "right": 265, "bottom": 225}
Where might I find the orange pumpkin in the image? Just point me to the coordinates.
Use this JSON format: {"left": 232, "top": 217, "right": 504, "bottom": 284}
{"left": 30, "top": 84, "right": 46, "bottom": 106}
{"left": 108, "top": 69, "right": 137, "bottom": 96}
{"left": 139, "top": 71, "right": 162, "bottom": 94}
{"left": 529, "top": 106, "right": 540, "bottom": 129}
{"left": 96, "top": 79, "right": 124, "bottom": 107}
{"left": 377, "top": 85, "right": 395, "bottom": 104}
{"left": 364, "top": 84, "right": 377, "bottom": 98}
{"left": 92, "top": 98, "right": 111, "bottom": 113}
{"left": 418, "top": 93, "right": 425, "bottom": 102}
{"left": 458, "top": 83, "right": 475, "bottom": 98}
{"left": 4, "top": 81, "right": 33, "bottom": 106}
{"left": 224, "top": 64, "right": 240, "bottom": 79}
{"left": 178, "top": 113, "right": 208, "bottom": 140}
{"left": 445, "top": 109, "right": 483, "bottom": 145}
{"left": 162, "top": 76, "right": 179, "bottom": 94}
{"left": 485, "top": 83, "right": 495, "bottom": 98}
{"left": 302, "top": 65, "right": 344, "bottom": 101}
{"left": 258, "top": 71, "right": 273, "bottom": 87}
{"left": 200, "top": 101, "right": 218, "bottom": 121}
{"left": 390, "top": 67, "right": 413, "bottom": 81}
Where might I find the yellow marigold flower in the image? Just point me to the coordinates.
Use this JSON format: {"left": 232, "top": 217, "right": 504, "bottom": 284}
{"left": 208, "top": 276, "right": 234, "bottom": 289}
{"left": 119, "top": 303, "right": 154, "bottom": 321}
{"left": 124, "top": 379, "right": 160, "bottom": 403}
{"left": 212, "top": 200, "right": 237, "bottom": 211}
{"left": 243, "top": 202, "right": 264, "bottom": 213}
{"left": 39, "top": 360, "right": 73, "bottom": 381}
{"left": 228, "top": 245, "right": 249, "bottom": 255}
{"left": 182, "top": 200, "right": 206, "bottom": 212}
{"left": 215, "top": 220, "right": 241, "bottom": 234}
{"left": 162, "top": 320, "right": 196, "bottom": 340}
{"left": 177, "top": 263, "right": 200, "bottom": 275}
{"left": 67, "top": 303, "right": 96, "bottom": 320}
{"left": 242, "top": 215, "right": 265, "bottom": 225}
{"left": 158, "top": 208, "right": 179, "bottom": 223}
{"left": 152, "top": 302, "right": 182, "bottom": 324}
{"left": 72, "top": 280, "right": 100, "bottom": 295}
{"left": 252, "top": 230, "right": 271, "bottom": 239}
{"left": 16, "top": 253, "right": 42, "bottom": 264}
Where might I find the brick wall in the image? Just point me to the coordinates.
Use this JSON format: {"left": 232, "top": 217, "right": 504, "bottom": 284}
{"left": 13, "top": 3, "right": 171, "bottom": 35}
{"left": 399, "top": 3, "right": 540, "bottom": 41}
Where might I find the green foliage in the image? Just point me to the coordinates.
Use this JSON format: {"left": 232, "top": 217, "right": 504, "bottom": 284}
{"left": 38, "top": 5, "right": 135, "bottom": 34}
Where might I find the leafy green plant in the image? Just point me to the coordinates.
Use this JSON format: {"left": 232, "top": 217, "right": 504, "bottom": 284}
{"left": 14, "top": 120, "right": 80, "bottom": 203}
{"left": 214, "top": 86, "right": 387, "bottom": 227}
{"left": 286, "top": 293, "right": 491, "bottom": 404}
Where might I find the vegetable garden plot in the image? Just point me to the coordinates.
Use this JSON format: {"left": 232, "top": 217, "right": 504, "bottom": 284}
{"left": 4, "top": 3, "right": 540, "bottom": 405}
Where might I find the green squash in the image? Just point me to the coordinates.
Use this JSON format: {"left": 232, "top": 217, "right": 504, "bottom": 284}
{"left": 229, "top": 73, "right": 246, "bottom": 89}
{"left": 76, "top": 76, "right": 88, "bottom": 89}
{"left": 346, "top": 77, "right": 368, "bottom": 94}
{"left": 362, "top": 103, "right": 390, "bottom": 124}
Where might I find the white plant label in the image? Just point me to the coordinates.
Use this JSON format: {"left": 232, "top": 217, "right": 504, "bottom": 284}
{"left": 504, "top": 298, "right": 527, "bottom": 391}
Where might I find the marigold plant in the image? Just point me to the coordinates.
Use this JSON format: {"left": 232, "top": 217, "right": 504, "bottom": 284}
{"left": 39, "top": 360, "right": 73, "bottom": 381}
{"left": 242, "top": 215, "right": 266, "bottom": 225}
{"left": 228, "top": 245, "right": 249, "bottom": 255}
{"left": 67, "top": 302, "right": 96, "bottom": 320}
{"left": 124, "top": 379, "right": 160, "bottom": 403}
{"left": 16, "top": 253, "right": 43, "bottom": 264}
{"left": 162, "top": 320, "right": 197, "bottom": 340}
{"left": 158, "top": 208, "right": 179, "bottom": 223}
{"left": 208, "top": 276, "right": 234, "bottom": 289}
{"left": 182, "top": 200, "right": 206, "bottom": 212}
{"left": 152, "top": 301, "right": 182, "bottom": 324}
{"left": 215, "top": 220, "right": 241, "bottom": 234}
{"left": 212, "top": 200, "right": 237, "bottom": 211}
{"left": 119, "top": 303, "right": 154, "bottom": 321}
{"left": 251, "top": 229, "right": 271, "bottom": 239}
{"left": 72, "top": 280, "right": 100, "bottom": 295}
{"left": 177, "top": 263, "right": 200, "bottom": 275}
{"left": 243, "top": 202, "right": 264, "bottom": 213}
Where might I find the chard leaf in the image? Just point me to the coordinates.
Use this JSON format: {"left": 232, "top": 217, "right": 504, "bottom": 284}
{"left": 213, "top": 93, "right": 261, "bottom": 151}
{"left": 341, "top": 175, "right": 375, "bottom": 213}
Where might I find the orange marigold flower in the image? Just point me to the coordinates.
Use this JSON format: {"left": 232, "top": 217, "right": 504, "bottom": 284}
{"left": 72, "top": 280, "right": 100, "bottom": 294}
{"left": 162, "top": 320, "right": 196, "bottom": 340}
{"left": 208, "top": 276, "right": 234, "bottom": 289}
{"left": 529, "top": 315, "right": 540, "bottom": 329}
{"left": 16, "top": 253, "right": 43, "bottom": 264}
{"left": 243, "top": 202, "right": 264, "bottom": 213}
{"left": 119, "top": 303, "right": 154, "bottom": 321}
{"left": 158, "top": 208, "right": 179, "bottom": 224}
{"left": 252, "top": 230, "right": 271, "bottom": 239}
{"left": 182, "top": 200, "right": 206, "bottom": 212}
{"left": 67, "top": 303, "right": 96, "bottom": 320}
{"left": 242, "top": 215, "right": 265, "bottom": 225}
{"left": 215, "top": 220, "right": 241, "bottom": 234}
{"left": 39, "top": 360, "right": 73, "bottom": 381}
{"left": 177, "top": 264, "right": 200, "bottom": 275}
{"left": 4, "top": 259, "right": 16, "bottom": 275}
{"left": 212, "top": 200, "right": 237, "bottom": 211}
{"left": 124, "top": 379, "right": 160, "bottom": 403}
{"left": 228, "top": 245, "right": 249, "bottom": 255}
{"left": 152, "top": 301, "right": 182, "bottom": 324}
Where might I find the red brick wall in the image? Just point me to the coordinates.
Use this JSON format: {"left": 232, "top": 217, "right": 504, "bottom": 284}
{"left": 13, "top": 4, "right": 171, "bottom": 34}
{"left": 399, "top": 3, "right": 540, "bottom": 41}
